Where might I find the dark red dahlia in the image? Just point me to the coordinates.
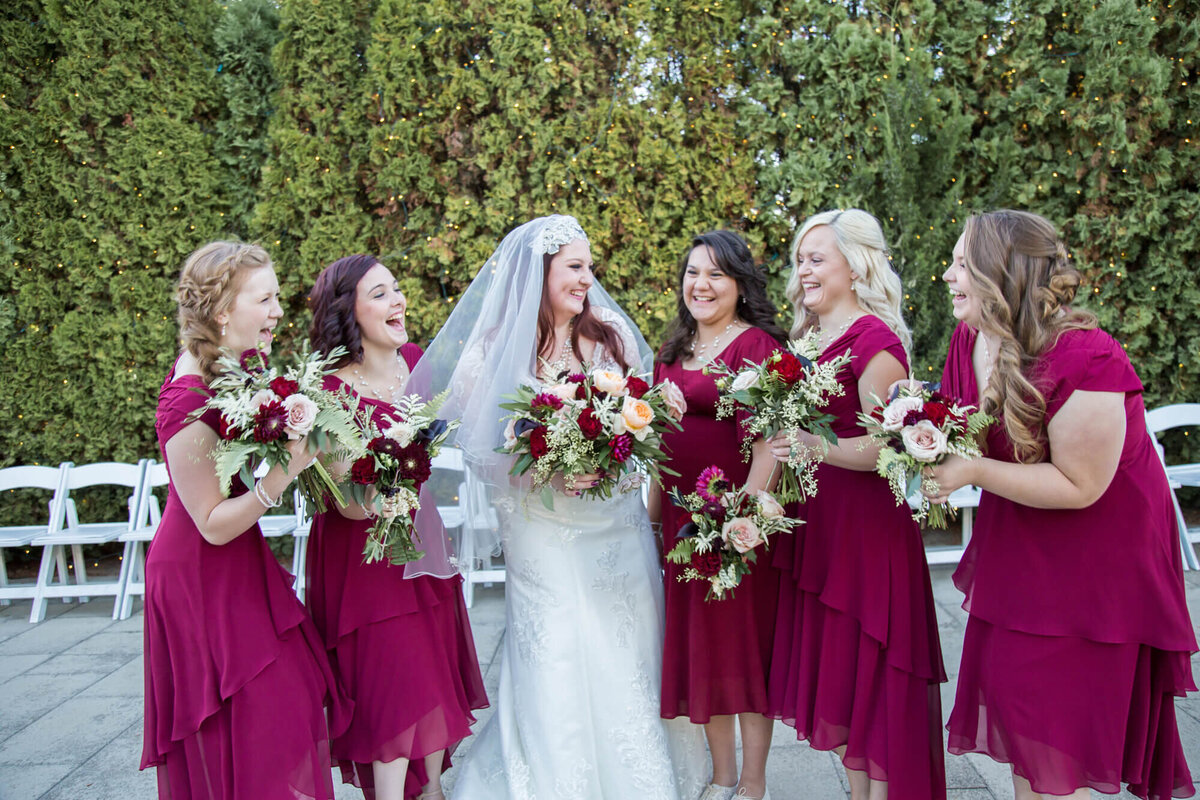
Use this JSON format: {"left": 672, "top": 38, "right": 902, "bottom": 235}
{"left": 609, "top": 433, "right": 634, "bottom": 463}
{"left": 691, "top": 550, "right": 722, "bottom": 578}
{"left": 252, "top": 400, "right": 288, "bottom": 443}
{"left": 396, "top": 443, "right": 432, "bottom": 485}
{"left": 575, "top": 383, "right": 588, "bottom": 400}
{"left": 625, "top": 376, "right": 650, "bottom": 399}
{"left": 902, "top": 409, "right": 927, "bottom": 426}
{"left": 768, "top": 351, "right": 804, "bottom": 384}
{"left": 239, "top": 349, "right": 268, "bottom": 373}
{"left": 577, "top": 409, "right": 603, "bottom": 440}
{"left": 922, "top": 401, "right": 949, "bottom": 427}
{"left": 701, "top": 500, "right": 727, "bottom": 523}
{"left": 566, "top": 373, "right": 587, "bottom": 384}
{"left": 269, "top": 376, "right": 299, "bottom": 398}
{"left": 369, "top": 436, "right": 401, "bottom": 457}
{"left": 217, "top": 414, "right": 242, "bottom": 441}
{"left": 350, "top": 456, "right": 377, "bottom": 485}
{"left": 529, "top": 426, "right": 549, "bottom": 459}
{"left": 530, "top": 392, "right": 564, "bottom": 411}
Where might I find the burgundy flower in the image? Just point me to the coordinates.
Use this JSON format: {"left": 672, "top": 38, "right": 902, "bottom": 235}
{"left": 577, "top": 409, "right": 603, "bottom": 440}
{"left": 369, "top": 436, "right": 401, "bottom": 457}
{"left": 768, "top": 351, "right": 805, "bottom": 384}
{"left": 575, "top": 383, "right": 588, "bottom": 400}
{"left": 252, "top": 400, "right": 288, "bottom": 443}
{"left": 217, "top": 414, "right": 242, "bottom": 441}
{"left": 922, "top": 401, "right": 949, "bottom": 427}
{"left": 269, "top": 376, "right": 299, "bottom": 398}
{"left": 566, "top": 373, "right": 587, "bottom": 384}
{"left": 396, "top": 443, "right": 432, "bottom": 485}
{"left": 691, "top": 550, "right": 722, "bottom": 578}
{"left": 531, "top": 392, "right": 564, "bottom": 411}
{"left": 609, "top": 433, "right": 634, "bottom": 463}
{"left": 239, "top": 349, "right": 268, "bottom": 373}
{"left": 625, "top": 376, "right": 650, "bottom": 399}
{"left": 902, "top": 409, "right": 927, "bottom": 426}
{"left": 695, "top": 466, "right": 729, "bottom": 503}
{"left": 529, "top": 426, "right": 549, "bottom": 459}
{"left": 701, "top": 501, "right": 727, "bottom": 523}
{"left": 350, "top": 456, "right": 377, "bottom": 485}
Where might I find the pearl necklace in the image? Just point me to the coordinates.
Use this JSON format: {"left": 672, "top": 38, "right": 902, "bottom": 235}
{"left": 693, "top": 320, "right": 743, "bottom": 364}
{"left": 541, "top": 319, "right": 575, "bottom": 378}
{"left": 815, "top": 314, "right": 860, "bottom": 351}
{"left": 350, "top": 355, "right": 409, "bottom": 404}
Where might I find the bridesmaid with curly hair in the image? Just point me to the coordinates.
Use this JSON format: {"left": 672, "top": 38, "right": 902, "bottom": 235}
{"left": 305, "top": 255, "right": 487, "bottom": 800}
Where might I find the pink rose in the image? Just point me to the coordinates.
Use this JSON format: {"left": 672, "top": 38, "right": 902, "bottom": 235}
{"left": 283, "top": 393, "right": 319, "bottom": 438}
{"left": 901, "top": 419, "right": 948, "bottom": 463}
{"left": 756, "top": 490, "right": 785, "bottom": 519}
{"left": 881, "top": 395, "right": 925, "bottom": 432}
{"left": 658, "top": 378, "right": 687, "bottom": 422}
{"left": 545, "top": 382, "right": 579, "bottom": 403}
{"left": 591, "top": 369, "right": 628, "bottom": 397}
{"left": 722, "top": 517, "right": 764, "bottom": 554}
{"left": 250, "top": 389, "right": 279, "bottom": 412}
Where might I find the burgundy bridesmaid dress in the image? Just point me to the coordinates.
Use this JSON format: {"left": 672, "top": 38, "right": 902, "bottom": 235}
{"left": 941, "top": 322, "right": 1197, "bottom": 799}
{"left": 305, "top": 343, "right": 487, "bottom": 799}
{"left": 142, "top": 363, "right": 352, "bottom": 800}
{"left": 767, "top": 316, "right": 947, "bottom": 800}
{"left": 657, "top": 326, "right": 784, "bottom": 721}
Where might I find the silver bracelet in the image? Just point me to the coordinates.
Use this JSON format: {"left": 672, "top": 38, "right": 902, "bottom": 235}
{"left": 254, "top": 479, "right": 283, "bottom": 509}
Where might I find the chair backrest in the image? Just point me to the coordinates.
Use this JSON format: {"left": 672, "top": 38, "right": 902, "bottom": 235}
{"left": 137, "top": 461, "right": 171, "bottom": 527}
{"left": 1146, "top": 404, "right": 1200, "bottom": 437}
{"left": 62, "top": 461, "right": 147, "bottom": 532}
{"left": 431, "top": 447, "right": 464, "bottom": 472}
{"left": 0, "top": 463, "right": 71, "bottom": 533}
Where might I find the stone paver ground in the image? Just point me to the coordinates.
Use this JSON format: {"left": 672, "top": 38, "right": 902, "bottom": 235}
{"left": 3, "top": 566, "right": 1200, "bottom": 799}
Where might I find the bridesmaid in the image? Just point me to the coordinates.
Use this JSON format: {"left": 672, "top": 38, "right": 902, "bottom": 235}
{"left": 766, "top": 209, "right": 947, "bottom": 799}
{"left": 928, "top": 210, "right": 1196, "bottom": 800}
{"left": 653, "top": 230, "right": 789, "bottom": 800}
{"left": 141, "top": 241, "right": 350, "bottom": 799}
{"left": 305, "top": 254, "right": 488, "bottom": 800}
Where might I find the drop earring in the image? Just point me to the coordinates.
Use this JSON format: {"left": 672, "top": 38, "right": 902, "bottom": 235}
{"left": 221, "top": 323, "right": 227, "bottom": 336}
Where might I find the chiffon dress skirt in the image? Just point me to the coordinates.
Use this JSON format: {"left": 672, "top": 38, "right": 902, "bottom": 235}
{"left": 304, "top": 354, "right": 488, "bottom": 800}
{"left": 141, "top": 367, "right": 351, "bottom": 800}
{"left": 941, "top": 323, "right": 1198, "bottom": 799}
{"left": 766, "top": 316, "right": 947, "bottom": 800}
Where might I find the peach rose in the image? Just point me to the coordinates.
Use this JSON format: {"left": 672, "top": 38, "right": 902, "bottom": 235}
{"left": 756, "top": 490, "right": 785, "bottom": 519}
{"left": 592, "top": 369, "right": 629, "bottom": 397}
{"left": 881, "top": 394, "right": 925, "bottom": 432}
{"left": 283, "top": 393, "right": 319, "bottom": 438}
{"left": 901, "top": 419, "right": 948, "bottom": 462}
{"left": 658, "top": 378, "right": 687, "bottom": 422}
{"left": 621, "top": 396, "right": 655, "bottom": 439}
{"left": 722, "top": 517, "right": 764, "bottom": 554}
{"left": 545, "top": 382, "right": 579, "bottom": 403}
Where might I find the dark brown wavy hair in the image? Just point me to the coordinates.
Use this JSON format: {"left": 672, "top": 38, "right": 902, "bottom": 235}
{"left": 658, "top": 230, "right": 787, "bottom": 365}
{"left": 536, "top": 252, "right": 630, "bottom": 372}
{"left": 964, "top": 210, "right": 1097, "bottom": 463}
{"left": 308, "top": 254, "right": 384, "bottom": 369}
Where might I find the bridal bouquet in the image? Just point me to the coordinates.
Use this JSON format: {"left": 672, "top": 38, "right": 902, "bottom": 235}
{"left": 664, "top": 466, "right": 799, "bottom": 601}
{"left": 344, "top": 393, "right": 459, "bottom": 565}
{"left": 706, "top": 330, "right": 851, "bottom": 504}
{"left": 858, "top": 383, "right": 992, "bottom": 528}
{"left": 498, "top": 367, "right": 686, "bottom": 509}
{"left": 201, "top": 343, "right": 363, "bottom": 511}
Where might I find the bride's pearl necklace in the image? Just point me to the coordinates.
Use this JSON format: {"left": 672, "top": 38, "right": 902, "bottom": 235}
{"left": 541, "top": 319, "right": 575, "bottom": 378}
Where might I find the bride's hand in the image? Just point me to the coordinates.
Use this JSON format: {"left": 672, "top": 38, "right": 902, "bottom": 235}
{"left": 551, "top": 471, "right": 602, "bottom": 495}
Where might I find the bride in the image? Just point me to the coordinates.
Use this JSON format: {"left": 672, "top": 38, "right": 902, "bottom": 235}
{"left": 412, "top": 215, "right": 706, "bottom": 800}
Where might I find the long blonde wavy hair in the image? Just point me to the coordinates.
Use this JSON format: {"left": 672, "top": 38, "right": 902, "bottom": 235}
{"left": 964, "top": 210, "right": 1097, "bottom": 463}
{"left": 785, "top": 208, "right": 912, "bottom": 356}
{"left": 176, "top": 241, "right": 273, "bottom": 383}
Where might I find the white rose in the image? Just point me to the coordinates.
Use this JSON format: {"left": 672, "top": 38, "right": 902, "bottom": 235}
{"left": 250, "top": 389, "right": 279, "bottom": 411}
{"left": 283, "top": 394, "right": 318, "bottom": 438}
{"left": 901, "top": 419, "right": 948, "bottom": 463}
{"left": 384, "top": 420, "right": 417, "bottom": 447}
{"left": 545, "top": 383, "right": 579, "bottom": 402}
{"left": 756, "top": 490, "right": 785, "bottom": 519}
{"left": 730, "top": 369, "right": 760, "bottom": 392}
{"left": 591, "top": 369, "right": 629, "bottom": 397}
{"left": 880, "top": 395, "right": 925, "bottom": 432}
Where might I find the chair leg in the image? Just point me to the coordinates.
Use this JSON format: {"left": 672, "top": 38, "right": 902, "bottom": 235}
{"left": 113, "top": 541, "right": 134, "bottom": 620}
{"left": 29, "top": 545, "right": 56, "bottom": 623}
{"left": 71, "top": 543, "right": 91, "bottom": 603}
{"left": 53, "top": 547, "right": 72, "bottom": 604}
{"left": 0, "top": 549, "right": 9, "bottom": 607}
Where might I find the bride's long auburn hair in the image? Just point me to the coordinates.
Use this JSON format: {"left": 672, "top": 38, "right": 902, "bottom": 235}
{"left": 964, "top": 209, "right": 1097, "bottom": 463}
{"left": 536, "top": 251, "right": 630, "bottom": 373}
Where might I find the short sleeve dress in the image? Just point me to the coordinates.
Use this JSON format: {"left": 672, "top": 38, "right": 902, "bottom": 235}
{"left": 657, "top": 326, "right": 785, "bottom": 721}
{"left": 141, "top": 362, "right": 351, "bottom": 800}
{"left": 305, "top": 343, "right": 488, "bottom": 799}
{"left": 941, "top": 323, "right": 1197, "bottom": 799}
{"left": 767, "top": 316, "right": 947, "bottom": 800}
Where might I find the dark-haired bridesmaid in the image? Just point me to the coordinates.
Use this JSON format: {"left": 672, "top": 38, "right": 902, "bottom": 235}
{"left": 652, "top": 230, "right": 789, "bottom": 800}
{"left": 305, "top": 255, "right": 487, "bottom": 800}
{"left": 928, "top": 210, "right": 1196, "bottom": 800}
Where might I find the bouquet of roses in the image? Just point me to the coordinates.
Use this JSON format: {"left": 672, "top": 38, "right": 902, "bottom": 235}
{"left": 706, "top": 330, "right": 852, "bottom": 504}
{"left": 344, "top": 392, "right": 459, "bottom": 565}
{"left": 858, "top": 383, "right": 993, "bottom": 528}
{"left": 497, "top": 367, "right": 686, "bottom": 510}
{"left": 201, "top": 343, "right": 364, "bottom": 512}
{"left": 664, "top": 466, "right": 799, "bottom": 601}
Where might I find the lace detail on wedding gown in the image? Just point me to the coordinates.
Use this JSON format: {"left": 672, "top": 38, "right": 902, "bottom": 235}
{"left": 594, "top": 542, "right": 637, "bottom": 649}
{"left": 508, "top": 558, "right": 553, "bottom": 666}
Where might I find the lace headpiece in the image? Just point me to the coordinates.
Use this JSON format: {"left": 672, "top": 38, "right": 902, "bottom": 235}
{"left": 534, "top": 214, "right": 588, "bottom": 255}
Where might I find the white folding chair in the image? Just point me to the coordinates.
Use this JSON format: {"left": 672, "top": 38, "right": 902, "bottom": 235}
{"left": 28, "top": 460, "right": 147, "bottom": 622}
{"left": 1146, "top": 404, "right": 1200, "bottom": 571}
{"left": 114, "top": 460, "right": 169, "bottom": 620}
{"left": 430, "top": 448, "right": 503, "bottom": 608}
{"left": 290, "top": 489, "right": 311, "bottom": 601}
{"left": 0, "top": 463, "right": 71, "bottom": 607}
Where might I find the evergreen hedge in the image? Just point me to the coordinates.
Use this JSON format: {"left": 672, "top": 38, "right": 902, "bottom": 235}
{"left": 3, "top": 0, "right": 1197, "bottom": 481}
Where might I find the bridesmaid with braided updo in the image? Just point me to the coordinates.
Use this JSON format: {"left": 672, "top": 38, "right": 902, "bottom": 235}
{"left": 305, "top": 254, "right": 487, "bottom": 800}
{"left": 928, "top": 210, "right": 1196, "bottom": 800}
{"left": 141, "top": 241, "right": 350, "bottom": 799}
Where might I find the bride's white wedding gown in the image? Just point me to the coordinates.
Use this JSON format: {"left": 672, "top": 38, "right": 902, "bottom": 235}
{"left": 451, "top": 490, "right": 707, "bottom": 800}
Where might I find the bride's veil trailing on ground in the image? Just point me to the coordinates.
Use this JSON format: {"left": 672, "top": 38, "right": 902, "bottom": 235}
{"left": 408, "top": 215, "right": 654, "bottom": 571}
